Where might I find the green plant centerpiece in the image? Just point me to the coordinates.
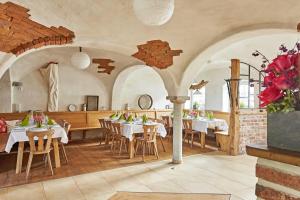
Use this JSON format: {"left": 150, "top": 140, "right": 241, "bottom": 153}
{"left": 126, "top": 114, "right": 134, "bottom": 123}
{"left": 20, "top": 114, "right": 30, "bottom": 127}
{"left": 253, "top": 42, "right": 300, "bottom": 152}
{"left": 206, "top": 111, "right": 214, "bottom": 120}
{"left": 142, "top": 114, "right": 148, "bottom": 124}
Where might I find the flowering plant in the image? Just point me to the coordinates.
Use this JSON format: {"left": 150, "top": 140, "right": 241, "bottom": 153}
{"left": 253, "top": 43, "right": 300, "bottom": 113}
{"left": 33, "top": 114, "right": 44, "bottom": 128}
{"left": 189, "top": 111, "right": 198, "bottom": 118}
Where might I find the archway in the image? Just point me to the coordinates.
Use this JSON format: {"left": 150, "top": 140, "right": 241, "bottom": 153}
{"left": 111, "top": 65, "right": 169, "bottom": 110}
{"left": 179, "top": 28, "right": 296, "bottom": 95}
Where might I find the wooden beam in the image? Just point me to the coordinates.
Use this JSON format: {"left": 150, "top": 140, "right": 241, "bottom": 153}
{"left": 229, "top": 59, "right": 240, "bottom": 155}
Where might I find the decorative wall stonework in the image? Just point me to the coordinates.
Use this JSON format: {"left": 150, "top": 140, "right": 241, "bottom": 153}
{"left": 254, "top": 158, "right": 300, "bottom": 200}
{"left": 239, "top": 109, "right": 267, "bottom": 154}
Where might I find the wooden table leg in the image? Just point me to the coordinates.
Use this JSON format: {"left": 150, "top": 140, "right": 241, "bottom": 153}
{"left": 68, "top": 131, "right": 72, "bottom": 141}
{"left": 52, "top": 138, "right": 61, "bottom": 168}
{"left": 128, "top": 137, "right": 135, "bottom": 159}
{"left": 105, "top": 130, "right": 110, "bottom": 145}
{"left": 16, "top": 141, "right": 24, "bottom": 174}
{"left": 82, "top": 130, "right": 86, "bottom": 140}
{"left": 201, "top": 132, "right": 206, "bottom": 148}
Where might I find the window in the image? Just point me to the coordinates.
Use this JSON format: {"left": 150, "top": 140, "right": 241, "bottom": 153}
{"left": 222, "top": 84, "right": 229, "bottom": 112}
{"left": 239, "top": 80, "right": 254, "bottom": 109}
{"left": 184, "top": 87, "right": 206, "bottom": 110}
{"left": 222, "top": 80, "right": 255, "bottom": 111}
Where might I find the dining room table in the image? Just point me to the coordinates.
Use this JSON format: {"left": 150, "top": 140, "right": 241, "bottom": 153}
{"left": 190, "top": 117, "right": 228, "bottom": 148}
{"left": 107, "top": 118, "right": 167, "bottom": 158}
{"left": 5, "top": 122, "right": 68, "bottom": 174}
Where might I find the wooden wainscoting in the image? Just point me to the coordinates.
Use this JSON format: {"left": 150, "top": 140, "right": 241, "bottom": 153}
{"left": 0, "top": 110, "right": 173, "bottom": 129}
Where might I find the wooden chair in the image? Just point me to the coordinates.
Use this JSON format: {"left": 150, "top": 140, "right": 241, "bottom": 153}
{"left": 111, "top": 122, "right": 128, "bottom": 155}
{"left": 61, "top": 122, "right": 71, "bottom": 163}
{"left": 26, "top": 130, "right": 54, "bottom": 179}
{"left": 99, "top": 119, "right": 108, "bottom": 145}
{"left": 182, "top": 119, "right": 201, "bottom": 148}
{"left": 104, "top": 120, "right": 113, "bottom": 145}
{"left": 135, "top": 124, "right": 159, "bottom": 162}
{"left": 151, "top": 118, "right": 166, "bottom": 152}
{"left": 162, "top": 116, "right": 173, "bottom": 142}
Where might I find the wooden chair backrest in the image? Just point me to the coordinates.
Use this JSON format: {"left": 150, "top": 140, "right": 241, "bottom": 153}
{"left": 162, "top": 116, "right": 170, "bottom": 127}
{"left": 182, "top": 119, "right": 192, "bottom": 131}
{"left": 143, "top": 124, "right": 158, "bottom": 141}
{"left": 111, "top": 122, "right": 122, "bottom": 136}
{"left": 26, "top": 130, "right": 53, "bottom": 154}
{"left": 99, "top": 119, "right": 106, "bottom": 128}
{"left": 64, "top": 122, "right": 71, "bottom": 133}
{"left": 105, "top": 120, "right": 113, "bottom": 131}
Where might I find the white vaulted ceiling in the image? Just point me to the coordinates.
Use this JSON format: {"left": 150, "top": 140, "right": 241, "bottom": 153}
{"left": 1, "top": 0, "right": 300, "bottom": 95}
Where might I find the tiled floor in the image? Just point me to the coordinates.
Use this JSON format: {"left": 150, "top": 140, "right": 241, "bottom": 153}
{"left": 0, "top": 152, "right": 257, "bottom": 200}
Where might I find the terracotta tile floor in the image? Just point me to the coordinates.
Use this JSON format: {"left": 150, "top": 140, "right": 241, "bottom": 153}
{"left": 0, "top": 138, "right": 213, "bottom": 188}
{"left": 0, "top": 152, "right": 258, "bottom": 200}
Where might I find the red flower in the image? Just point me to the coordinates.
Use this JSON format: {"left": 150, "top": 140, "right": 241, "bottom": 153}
{"left": 273, "top": 75, "right": 292, "bottom": 90}
{"left": 266, "top": 55, "right": 294, "bottom": 73}
{"left": 258, "top": 86, "right": 283, "bottom": 107}
{"left": 294, "top": 53, "right": 300, "bottom": 70}
{"left": 263, "top": 72, "right": 275, "bottom": 86}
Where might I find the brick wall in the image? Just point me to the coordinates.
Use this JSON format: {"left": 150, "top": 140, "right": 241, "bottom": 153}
{"left": 255, "top": 158, "right": 300, "bottom": 199}
{"left": 239, "top": 109, "right": 267, "bottom": 154}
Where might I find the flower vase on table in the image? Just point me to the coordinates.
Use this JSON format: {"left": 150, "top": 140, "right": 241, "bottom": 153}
{"left": 254, "top": 43, "right": 300, "bottom": 153}
{"left": 33, "top": 112, "right": 44, "bottom": 128}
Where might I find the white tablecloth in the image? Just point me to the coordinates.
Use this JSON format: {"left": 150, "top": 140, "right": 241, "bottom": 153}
{"left": 121, "top": 122, "right": 167, "bottom": 141}
{"left": 192, "top": 118, "right": 228, "bottom": 133}
{"left": 5, "top": 125, "right": 68, "bottom": 153}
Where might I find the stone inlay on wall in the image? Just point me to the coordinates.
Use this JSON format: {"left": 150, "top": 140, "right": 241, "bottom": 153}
{"left": 0, "top": 2, "right": 75, "bottom": 55}
{"left": 132, "top": 40, "right": 182, "bottom": 69}
{"left": 92, "top": 58, "right": 115, "bottom": 74}
{"left": 256, "top": 164, "right": 300, "bottom": 191}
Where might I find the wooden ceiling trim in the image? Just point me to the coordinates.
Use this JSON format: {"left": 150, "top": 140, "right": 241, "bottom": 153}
{"left": 92, "top": 58, "right": 115, "bottom": 74}
{"left": 189, "top": 80, "right": 208, "bottom": 90}
{"left": 132, "top": 40, "right": 183, "bottom": 69}
{"left": 0, "top": 1, "right": 75, "bottom": 56}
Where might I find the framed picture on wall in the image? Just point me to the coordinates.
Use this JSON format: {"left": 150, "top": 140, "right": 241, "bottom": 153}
{"left": 86, "top": 96, "right": 99, "bottom": 111}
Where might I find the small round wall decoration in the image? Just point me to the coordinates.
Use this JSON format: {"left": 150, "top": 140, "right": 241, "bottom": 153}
{"left": 138, "top": 94, "right": 153, "bottom": 110}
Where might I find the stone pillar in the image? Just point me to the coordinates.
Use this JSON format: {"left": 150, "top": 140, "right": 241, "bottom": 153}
{"left": 167, "top": 96, "right": 190, "bottom": 164}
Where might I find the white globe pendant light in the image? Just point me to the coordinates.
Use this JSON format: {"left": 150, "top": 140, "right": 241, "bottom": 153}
{"left": 71, "top": 47, "right": 91, "bottom": 70}
{"left": 133, "top": 0, "right": 174, "bottom": 26}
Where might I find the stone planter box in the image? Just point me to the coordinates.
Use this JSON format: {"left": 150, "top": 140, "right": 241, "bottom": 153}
{"left": 267, "top": 111, "right": 300, "bottom": 153}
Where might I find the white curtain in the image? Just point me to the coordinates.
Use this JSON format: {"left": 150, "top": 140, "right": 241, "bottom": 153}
{"left": 40, "top": 63, "right": 59, "bottom": 112}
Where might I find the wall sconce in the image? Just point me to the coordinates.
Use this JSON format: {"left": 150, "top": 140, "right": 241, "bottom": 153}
{"left": 12, "top": 81, "right": 23, "bottom": 91}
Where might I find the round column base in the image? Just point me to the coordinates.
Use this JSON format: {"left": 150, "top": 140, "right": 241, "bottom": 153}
{"left": 172, "top": 159, "right": 183, "bottom": 164}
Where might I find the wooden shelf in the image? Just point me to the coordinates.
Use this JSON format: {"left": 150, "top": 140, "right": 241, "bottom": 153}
{"left": 246, "top": 144, "right": 300, "bottom": 167}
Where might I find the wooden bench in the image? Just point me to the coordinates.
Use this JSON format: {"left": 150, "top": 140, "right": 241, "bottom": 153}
{"left": 69, "top": 126, "right": 101, "bottom": 140}
{"left": 215, "top": 131, "right": 230, "bottom": 152}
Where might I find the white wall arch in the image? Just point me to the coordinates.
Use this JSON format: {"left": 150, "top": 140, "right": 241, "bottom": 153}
{"left": 111, "top": 65, "right": 170, "bottom": 110}
{"left": 179, "top": 28, "right": 296, "bottom": 95}
{"left": 0, "top": 36, "right": 136, "bottom": 80}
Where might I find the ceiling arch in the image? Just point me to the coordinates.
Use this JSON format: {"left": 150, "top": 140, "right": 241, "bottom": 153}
{"left": 111, "top": 65, "right": 172, "bottom": 109}
{"left": 179, "top": 28, "right": 297, "bottom": 95}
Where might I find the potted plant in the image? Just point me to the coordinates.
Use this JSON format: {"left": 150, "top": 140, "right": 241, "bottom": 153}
{"left": 193, "top": 102, "right": 200, "bottom": 110}
{"left": 254, "top": 43, "right": 300, "bottom": 152}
